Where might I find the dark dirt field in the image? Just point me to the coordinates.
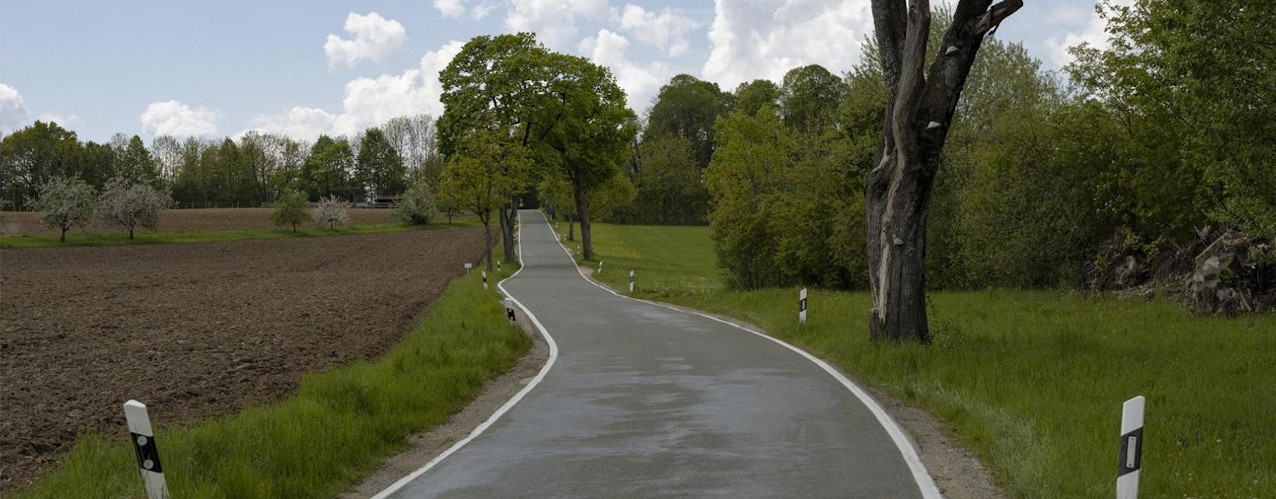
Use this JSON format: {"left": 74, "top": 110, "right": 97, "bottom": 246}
{"left": 1, "top": 208, "right": 400, "bottom": 235}
{"left": 0, "top": 227, "right": 490, "bottom": 490}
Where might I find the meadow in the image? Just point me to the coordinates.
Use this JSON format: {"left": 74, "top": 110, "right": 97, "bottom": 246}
{"left": 570, "top": 221, "right": 1276, "bottom": 499}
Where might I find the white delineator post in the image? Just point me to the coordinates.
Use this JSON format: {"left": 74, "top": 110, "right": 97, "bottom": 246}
{"left": 497, "top": 259, "right": 502, "bottom": 270}
{"left": 1118, "top": 396, "right": 1145, "bottom": 499}
{"left": 598, "top": 260, "right": 603, "bottom": 274}
{"left": 123, "top": 400, "right": 169, "bottom": 499}
{"left": 505, "top": 298, "right": 516, "bottom": 324}
{"left": 799, "top": 288, "right": 808, "bottom": 324}
{"left": 629, "top": 270, "right": 635, "bottom": 293}
{"left": 482, "top": 270, "right": 488, "bottom": 290}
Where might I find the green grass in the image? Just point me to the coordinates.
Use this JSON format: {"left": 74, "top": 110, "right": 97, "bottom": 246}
{"left": 563, "top": 220, "right": 1276, "bottom": 499}
{"left": 14, "top": 258, "right": 530, "bottom": 498}
{"left": 0, "top": 218, "right": 483, "bottom": 249}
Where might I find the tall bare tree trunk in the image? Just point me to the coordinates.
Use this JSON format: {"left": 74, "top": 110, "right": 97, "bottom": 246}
{"left": 574, "top": 179, "right": 594, "bottom": 260}
{"left": 499, "top": 196, "right": 517, "bottom": 263}
{"left": 866, "top": 0, "right": 1022, "bottom": 342}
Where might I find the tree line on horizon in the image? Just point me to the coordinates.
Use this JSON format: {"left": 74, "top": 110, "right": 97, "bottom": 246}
{"left": 4, "top": 0, "right": 1272, "bottom": 299}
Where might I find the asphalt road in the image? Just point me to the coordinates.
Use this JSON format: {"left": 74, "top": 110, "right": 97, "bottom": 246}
{"left": 378, "top": 210, "right": 937, "bottom": 498}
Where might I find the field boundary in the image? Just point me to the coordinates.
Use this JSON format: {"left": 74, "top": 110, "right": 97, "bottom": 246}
{"left": 548, "top": 221, "right": 943, "bottom": 499}
{"left": 369, "top": 219, "right": 560, "bottom": 499}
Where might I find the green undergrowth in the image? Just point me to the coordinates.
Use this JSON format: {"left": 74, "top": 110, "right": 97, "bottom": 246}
{"left": 0, "top": 217, "right": 483, "bottom": 249}
{"left": 14, "top": 254, "right": 530, "bottom": 498}
{"left": 561, "top": 218, "right": 1276, "bottom": 499}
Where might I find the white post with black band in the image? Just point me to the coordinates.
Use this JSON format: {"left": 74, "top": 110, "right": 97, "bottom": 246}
{"left": 1118, "top": 395, "right": 1145, "bottom": 499}
{"left": 629, "top": 270, "right": 635, "bottom": 293}
{"left": 799, "top": 288, "right": 808, "bottom": 324}
{"left": 505, "top": 297, "right": 516, "bottom": 325}
{"left": 482, "top": 270, "right": 488, "bottom": 290}
{"left": 123, "top": 400, "right": 169, "bottom": 499}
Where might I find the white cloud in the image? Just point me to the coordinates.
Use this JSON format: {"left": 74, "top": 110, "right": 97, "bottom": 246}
{"left": 248, "top": 41, "right": 465, "bottom": 141}
{"left": 140, "top": 100, "right": 219, "bottom": 137}
{"left": 1043, "top": 0, "right": 1132, "bottom": 68}
{"left": 702, "top": 0, "right": 872, "bottom": 89}
{"left": 245, "top": 107, "right": 337, "bottom": 142}
{"left": 324, "top": 12, "right": 408, "bottom": 69}
{"left": 0, "top": 83, "right": 29, "bottom": 131}
{"left": 615, "top": 4, "right": 701, "bottom": 57}
{"left": 579, "top": 29, "right": 671, "bottom": 112}
{"left": 505, "top": 0, "right": 609, "bottom": 50}
{"left": 434, "top": 0, "right": 467, "bottom": 18}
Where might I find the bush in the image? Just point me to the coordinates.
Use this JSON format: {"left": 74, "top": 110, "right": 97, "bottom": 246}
{"left": 33, "top": 176, "right": 97, "bottom": 243}
{"left": 395, "top": 181, "right": 436, "bottom": 225}
{"left": 314, "top": 195, "right": 349, "bottom": 230}
{"left": 271, "top": 189, "right": 310, "bottom": 232}
{"left": 98, "top": 176, "right": 174, "bottom": 239}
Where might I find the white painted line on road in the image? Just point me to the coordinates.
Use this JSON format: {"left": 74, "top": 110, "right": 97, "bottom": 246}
{"left": 549, "top": 221, "right": 943, "bottom": 499}
{"left": 370, "top": 219, "right": 560, "bottom": 499}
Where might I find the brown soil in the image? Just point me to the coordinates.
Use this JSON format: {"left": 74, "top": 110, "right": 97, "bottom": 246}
{"left": 0, "top": 228, "right": 489, "bottom": 491}
{"left": 1, "top": 208, "right": 399, "bottom": 236}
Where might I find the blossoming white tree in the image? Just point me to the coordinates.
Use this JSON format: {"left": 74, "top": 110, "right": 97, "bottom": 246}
{"left": 99, "top": 176, "right": 175, "bottom": 239}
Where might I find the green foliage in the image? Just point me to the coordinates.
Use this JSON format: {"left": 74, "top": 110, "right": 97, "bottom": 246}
{"left": 98, "top": 176, "right": 175, "bottom": 239}
{"left": 779, "top": 64, "right": 849, "bottom": 133}
{"left": 395, "top": 180, "right": 437, "bottom": 225}
{"left": 271, "top": 188, "right": 310, "bottom": 232}
{"left": 1068, "top": 0, "right": 1276, "bottom": 239}
{"left": 614, "top": 137, "right": 708, "bottom": 224}
{"left": 32, "top": 176, "right": 97, "bottom": 242}
{"left": 1, "top": 121, "right": 82, "bottom": 210}
{"left": 732, "top": 79, "right": 781, "bottom": 117}
{"left": 355, "top": 128, "right": 407, "bottom": 200}
{"left": 300, "top": 136, "right": 359, "bottom": 202}
{"left": 14, "top": 262, "right": 531, "bottom": 499}
{"left": 644, "top": 74, "right": 732, "bottom": 169}
{"left": 579, "top": 221, "right": 1276, "bottom": 499}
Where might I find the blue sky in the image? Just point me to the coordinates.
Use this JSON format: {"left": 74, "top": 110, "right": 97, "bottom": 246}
{"left": 1, "top": 0, "right": 1116, "bottom": 143}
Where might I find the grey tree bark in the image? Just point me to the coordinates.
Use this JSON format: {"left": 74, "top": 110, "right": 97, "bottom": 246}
{"left": 866, "top": 0, "right": 1022, "bottom": 342}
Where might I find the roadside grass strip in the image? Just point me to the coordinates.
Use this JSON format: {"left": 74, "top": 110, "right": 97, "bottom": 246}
{"left": 14, "top": 260, "right": 531, "bottom": 498}
{"left": 562, "top": 220, "right": 1276, "bottom": 499}
{"left": 0, "top": 218, "right": 483, "bottom": 249}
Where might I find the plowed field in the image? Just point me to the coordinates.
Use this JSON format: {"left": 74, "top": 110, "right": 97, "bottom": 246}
{"left": 0, "top": 227, "right": 489, "bottom": 489}
{"left": 1, "top": 208, "right": 399, "bottom": 235}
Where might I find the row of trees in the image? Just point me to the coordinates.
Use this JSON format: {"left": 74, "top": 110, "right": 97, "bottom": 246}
{"left": 700, "top": 0, "right": 1275, "bottom": 339}
{"left": 32, "top": 176, "right": 173, "bottom": 242}
{"left": 0, "top": 115, "right": 443, "bottom": 210}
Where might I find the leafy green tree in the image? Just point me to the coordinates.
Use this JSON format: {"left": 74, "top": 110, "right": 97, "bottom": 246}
{"left": 98, "top": 176, "right": 174, "bottom": 239}
{"left": 301, "top": 135, "right": 357, "bottom": 201}
{"left": 733, "top": 79, "right": 782, "bottom": 117}
{"left": 1069, "top": 0, "right": 1276, "bottom": 239}
{"left": 779, "top": 65, "right": 849, "bottom": 133}
{"left": 1, "top": 121, "right": 82, "bottom": 210}
{"left": 440, "top": 128, "right": 532, "bottom": 271}
{"left": 114, "top": 135, "right": 160, "bottom": 188}
{"left": 355, "top": 128, "right": 407, "bottom": 200}
{"left": 271, "top": 188, "right": 310, "bottom": 232}
{"left": 33, "top": 176, "right": 96, "bottom": 242}
{"left": 620, "top": 137, "right": 708, "bottom": 224}
{"left": 644, "top": 74, "right": 732, "bottom": 169}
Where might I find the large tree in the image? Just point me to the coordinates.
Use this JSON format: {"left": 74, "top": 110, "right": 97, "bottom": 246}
{"left": 355, "top": 128, "right": 407, "bottom": 200}
{"left": 440, "top": 128, "right": 532, "bottom": 271}
{"left": 865, "top": 0, "right": 1022, "bottom": 342}
{"left": 0, "top": 121, "right": 82, "bottom": 210}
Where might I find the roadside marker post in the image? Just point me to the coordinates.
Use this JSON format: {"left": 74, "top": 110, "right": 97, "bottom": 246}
{"left": 598, "top": 261, "right": 603, "bottom": 274}
{"left": 629, "top": 270, "right": 635, "bottom": 293}
{"left": 799, "top": 288, "right": 808, "bottom": 324}
{"left": 505, "top": 298, "right": 516, "bottom": 324}
{"left": 123, "top": 400, "right": 169, "bottom": 499}
{"left": 1118, "top": 396, "right": 1146, "bottom": 499}
{"left": 497, "top": 260, "right": 502, "bottom": 270}
{"left": 482, "top": 271, "right": 488, "bottom": 290}
{"left": 464, "top": 262, "right": 472, "bottom": 275}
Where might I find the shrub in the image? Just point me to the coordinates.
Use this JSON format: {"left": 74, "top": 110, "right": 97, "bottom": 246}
{"left": 395, "top": 181, "right": 436, "bottom": 225}
{"left": 271, "top": 189, "right": 310, "bottom": 232}
{"left": 33, "top": 176, "right": 96, "bottom": 243}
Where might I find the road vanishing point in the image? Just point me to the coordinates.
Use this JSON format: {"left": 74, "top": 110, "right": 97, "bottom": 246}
{"left": 377, "top": 210, "right": 938, "bottom": 498}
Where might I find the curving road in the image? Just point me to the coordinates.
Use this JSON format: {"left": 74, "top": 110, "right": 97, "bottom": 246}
{"left": 376, "top": 210, "right": 938, "bottom": 498}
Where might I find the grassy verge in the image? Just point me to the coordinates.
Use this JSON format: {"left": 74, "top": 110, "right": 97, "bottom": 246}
{"left": 0, "top": 218, "right": 483, "bottom": 249}
{"left": 560, "top": 219, "right": 1276, "bottom": 499}
{"left": 14, "top": 255, "right": 530, "bottom": 498}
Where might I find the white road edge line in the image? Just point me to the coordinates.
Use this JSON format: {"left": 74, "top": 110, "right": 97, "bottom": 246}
{"left": 370, "top": 218, "right": 559, "bottom": 499}
{"left": 547, "top": 218, "right": 943, "bottom": 499}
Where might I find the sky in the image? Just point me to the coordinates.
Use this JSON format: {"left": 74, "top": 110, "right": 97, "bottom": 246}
{"left": 0, "top": 0, "right": 1119, "bottom": 144}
